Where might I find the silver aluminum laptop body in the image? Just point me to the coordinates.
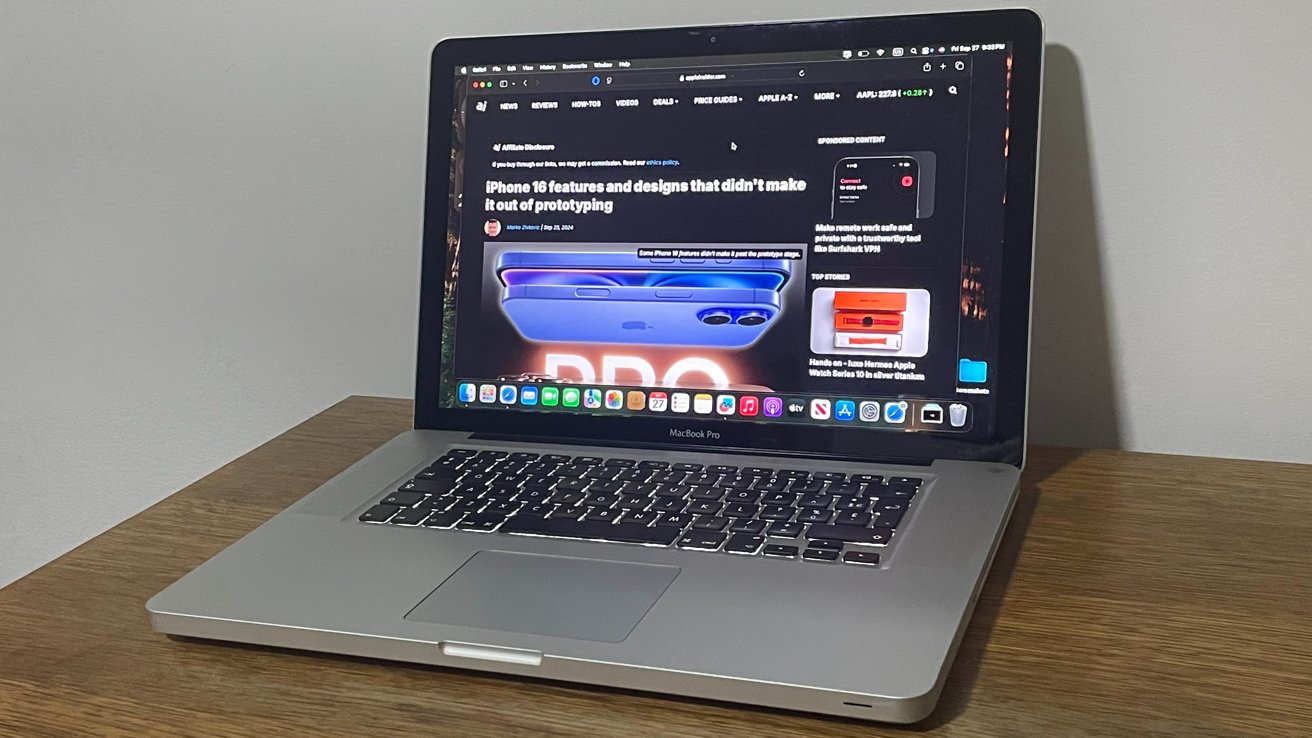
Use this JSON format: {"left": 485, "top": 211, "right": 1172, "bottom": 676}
{"left": 150, "top": 10, "right": 1043, "bottom": 724}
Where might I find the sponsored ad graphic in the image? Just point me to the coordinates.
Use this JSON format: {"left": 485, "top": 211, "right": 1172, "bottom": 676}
{"left": 439, "top": 48, "right": 1013, "bottom": 435}
{"left": 831, "top": 153, "right": 937, "bottom": 221}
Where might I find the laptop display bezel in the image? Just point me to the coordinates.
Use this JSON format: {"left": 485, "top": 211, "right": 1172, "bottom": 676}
{"left": 414, "top": 10, "right": 1043, "bottom": 467}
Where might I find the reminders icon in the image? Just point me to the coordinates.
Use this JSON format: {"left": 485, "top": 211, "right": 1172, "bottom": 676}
{"left": 671, "top": 393, "right": 690, "bottom": 413}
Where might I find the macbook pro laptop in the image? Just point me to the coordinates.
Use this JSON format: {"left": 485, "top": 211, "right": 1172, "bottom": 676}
{"left": 149, "top": 9, "right": 1043, "bottom": 723}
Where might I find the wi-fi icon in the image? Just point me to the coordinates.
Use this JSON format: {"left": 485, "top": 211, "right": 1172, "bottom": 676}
{"left": 875, "top": 49, "right": 885, "bottom": 56}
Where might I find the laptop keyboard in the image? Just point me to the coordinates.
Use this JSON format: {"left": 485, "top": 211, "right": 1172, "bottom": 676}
{"left": 358, "top": 448, "right": 922, "bottom": 566}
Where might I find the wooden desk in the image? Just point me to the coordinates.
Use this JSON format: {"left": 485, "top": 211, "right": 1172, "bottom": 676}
{"left": 2, "top": 396, "right": 1309, "bottom": 737}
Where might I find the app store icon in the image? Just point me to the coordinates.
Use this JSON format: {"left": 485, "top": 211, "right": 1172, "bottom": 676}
{"left": 834, "top": 400, "right": 856, "bottom": 422}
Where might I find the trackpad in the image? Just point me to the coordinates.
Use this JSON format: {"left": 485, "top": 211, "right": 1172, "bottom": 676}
{"left": 406, "top": 551, "right": 680, "bottom": 643}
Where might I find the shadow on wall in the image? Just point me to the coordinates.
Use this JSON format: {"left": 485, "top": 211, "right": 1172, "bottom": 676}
{"left": 1027, "top": 44, "right": 1122, "bottom": 450}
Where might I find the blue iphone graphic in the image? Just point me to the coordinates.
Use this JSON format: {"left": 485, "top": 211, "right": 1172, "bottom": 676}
{"left": 500, "top": 285, "right": 782, "bottom": 347}
{"left": 495, "top": 251, "right": 792, "bottom": 348}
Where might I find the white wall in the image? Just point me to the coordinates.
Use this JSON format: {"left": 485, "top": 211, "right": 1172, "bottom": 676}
{"left": 3, "top": 0, "right": 1309, "bottom": 587}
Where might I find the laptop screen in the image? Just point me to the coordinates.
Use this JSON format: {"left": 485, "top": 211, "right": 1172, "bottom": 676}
{"left": 436, "top": 31, "right": 1019, "bottom": 441}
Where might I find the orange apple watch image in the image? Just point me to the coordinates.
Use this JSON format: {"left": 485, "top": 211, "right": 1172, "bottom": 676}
{"left": 832, "top": 290, "right": 908, "bottom": 350}
{"left": 809, "top": 287, "right": 929, "bottom": 357}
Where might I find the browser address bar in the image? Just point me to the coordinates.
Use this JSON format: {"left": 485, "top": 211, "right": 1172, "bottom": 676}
{"left": 599, "top": 65, "right": 810, "bottom": 89}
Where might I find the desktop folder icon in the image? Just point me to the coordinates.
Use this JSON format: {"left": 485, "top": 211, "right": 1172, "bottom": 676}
{"left": 958, "top": 358, "right": 988, "bottom": 383}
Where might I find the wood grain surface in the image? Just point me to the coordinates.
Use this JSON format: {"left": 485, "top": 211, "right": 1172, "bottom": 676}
{"left": 1, "top": 396, "right": 1309, "bottom": 737}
